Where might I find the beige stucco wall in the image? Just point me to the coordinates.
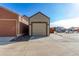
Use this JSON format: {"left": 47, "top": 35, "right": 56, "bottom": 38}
{"left": 29, "top": 13, "right": 50, "bottom": 36}
{"left": 19, "top": 16, "right": 29, "bottom": 25}
{"left": 16, "top": 15, "right": 29, "bottom": 36}
{"left": 18, "top": 16, "right": 29, "bottom": 35}
{"left": 29, "top": 13, "right": 49, "bottom": 24}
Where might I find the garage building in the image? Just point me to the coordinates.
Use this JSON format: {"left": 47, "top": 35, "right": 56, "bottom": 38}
{"left": 29, "top": 12, "right": 50, "bottom": 36}
{"left": 0, "top": 7, "right": 50, "bottom": 37}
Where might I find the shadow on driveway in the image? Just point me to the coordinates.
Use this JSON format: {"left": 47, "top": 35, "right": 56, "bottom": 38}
{"left": 0, "top": 34, "right": 48, "bottom": 45}
{"left": 10, "top": 34, "right": 31, "bottom": 42}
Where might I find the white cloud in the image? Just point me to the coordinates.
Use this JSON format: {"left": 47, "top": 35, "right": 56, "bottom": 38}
{"left": 50, "top": 17, "right": 79, "bottom": 28}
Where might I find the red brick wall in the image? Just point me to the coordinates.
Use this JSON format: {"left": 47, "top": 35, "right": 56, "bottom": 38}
{"left": 0, "top": 7, "right": 18, "bottom": 36}
{"left": 0, "top": 20, "right": 16, "bottom": 36}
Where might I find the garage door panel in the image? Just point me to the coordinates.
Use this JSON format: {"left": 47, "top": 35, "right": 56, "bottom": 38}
{"left": 32, "top": 23, "right": 46, "bottom": 36}
{"left": 0, "top": 20, "right": 16, "bottom": 36}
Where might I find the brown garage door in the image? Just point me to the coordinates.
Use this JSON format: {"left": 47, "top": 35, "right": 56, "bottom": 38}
{"left": 32, "top": 23, "right": 47, "bottom": 36}
{"left": 0, "top": 20, "right": 16, "bottom": 36}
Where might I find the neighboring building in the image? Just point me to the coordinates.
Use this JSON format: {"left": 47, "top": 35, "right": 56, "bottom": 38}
{"left": 68, "top": 27, "right": 79, "bottom": 33}
{"left": 50, "top": 27, "right": 54, "bottom": 33}
{"left": 29, "top": 12, "right": 50, "bottom": 36}
{"left": 54, "top": 27, "right": 66, "bottom": 33}
{"left": 0, "top": 7, "right": 29, "bottom": 37}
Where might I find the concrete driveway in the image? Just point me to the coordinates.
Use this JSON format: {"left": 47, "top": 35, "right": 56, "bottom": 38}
{"left": 0, "top": 33, "right": 79, "bottom": 55}
{"left": 0, "top": 37, "right": 14, "bottom": 45}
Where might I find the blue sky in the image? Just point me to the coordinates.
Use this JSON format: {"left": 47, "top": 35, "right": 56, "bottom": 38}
{"left": 0, "top": 3, "right": 75, "bottom": 22}
{"left": 0, "top": 3, "right": 79, "bottom": 28}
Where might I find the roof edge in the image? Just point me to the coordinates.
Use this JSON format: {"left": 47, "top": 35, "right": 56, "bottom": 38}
{"left": 0, "top": 6, "right": 20, "bottom": 16}
{"left": 29, "top": 12, "right": 50, "bottom": 19}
